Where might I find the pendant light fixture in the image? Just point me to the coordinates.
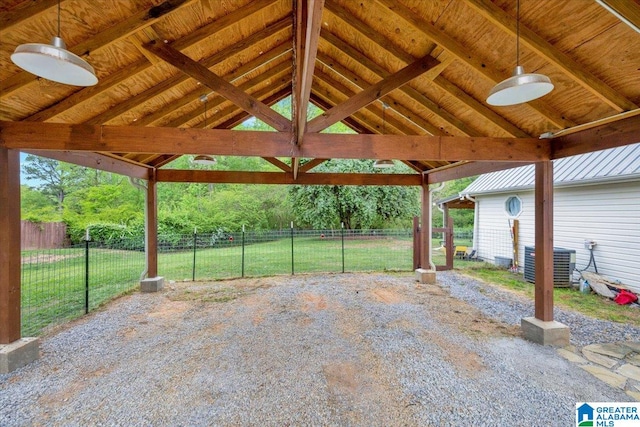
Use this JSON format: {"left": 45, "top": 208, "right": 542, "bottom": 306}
{"left": 373, "top": 102, "right": 395, "bottom": 169}
{"left": 486, "top": 0, "right": 553, "bottom": 106}
{"left": 10, "top": 0, "right": 98, "bottom": 86}
{"left": 193, "top": 94, "right": 217, "bottom": 166}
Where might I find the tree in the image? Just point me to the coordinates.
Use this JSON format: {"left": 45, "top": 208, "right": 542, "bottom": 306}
{"left": 289, "top": 159, "right": 419, "bottom": 229}
{"left": 21, "top": 155, "right": 87, "bottom": 212}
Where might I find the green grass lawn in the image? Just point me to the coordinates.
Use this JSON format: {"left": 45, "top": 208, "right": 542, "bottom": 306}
{"left": 459, "top": 263, "right": 640, "bottom": 327}
{"left": 21, "top": 235, "right": 636, "bottom": 337}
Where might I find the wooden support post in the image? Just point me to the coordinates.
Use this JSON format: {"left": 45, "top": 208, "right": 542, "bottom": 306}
{"left": 146, "top": 173, "right": 158, "bottom": 278}
{"left": 420, "top": 184, "right": 431, "bottom": 270}
{"left": 412, "top": 216, "right": 420, "bottom": 269}
{"left": 0, "top": 148, "right": 21, "bottom": 343}
{"left": 445, "top": 217, "right": 454, "bottom": 270}
{"left": 534, "top": 161, "right": 554, "bottom": 321}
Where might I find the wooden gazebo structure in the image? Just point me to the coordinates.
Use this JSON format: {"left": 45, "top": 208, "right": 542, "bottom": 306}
{"left": 1, "top": 0, "right": 639, "bottom": 367}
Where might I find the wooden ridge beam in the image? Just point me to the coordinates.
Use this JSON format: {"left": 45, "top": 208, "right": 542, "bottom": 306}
{"left": 293, "top": 0, "right": 325, "bottom": 145}
{"left": 23, "top": 150, "right": 151, "bottom": 180}
{"left": 0, "top": 122, "right": 550, "bottom": 162}
{"left": 156, "top": 170, "right": 422, "bottom": 186}
{"left": 375, "top": 0, "right": 574, "bottom": 129}
{"left": 144, "top": 40, "right": 292, "bottom": 132}
{"left": 307, "top": 53, "right": 441, "bottom": 133}
{"left": 551, "top": 113, "right": 640, "bottom": 159}
{"left": 466, "top": 0, "right": 637, "bottom": 112}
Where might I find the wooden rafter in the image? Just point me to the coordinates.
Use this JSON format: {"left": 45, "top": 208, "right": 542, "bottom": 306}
{"left": 551, "top": 113, "right": 640, "bottom": 159}
{"left": 466, "top": 0, "right": 637, "bottom": 112}
{"left": 596, "top": 0, "right": 640, "bottom": 30}
{"left": 299, "top": 158, "right": 328, "bottom": 173}
{"left": 23, "top": 150, "right": 151, "bottom": 179}
{"left": 263, "top": 157, "right": 292, "bottom": 172}
{"left": 316, "top": 52, "right": 447, "bottom": 136}
{"left": 307, "top": 52, "right": 441, "bottom": 133}
{"left": 374, "top": 0, "right": 574, "bottom": 129}
{"left": 320, "top": 31, "right": 481, "bottom": 137}
{"left": 426, "top": 161, "right": 531, "bottom": 184}
{"left": 143, "top": 40, "right": 292, "bottom": 132}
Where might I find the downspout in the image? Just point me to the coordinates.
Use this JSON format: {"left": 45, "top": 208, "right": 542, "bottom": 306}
{"left": 129, "top": 177, "right": 149, "bottom": 281}
{"left": 461, "top": 193, "right": 479, "bottom": 252}
{"left": 429, "top": 182, "right": 446, "bottom": 270}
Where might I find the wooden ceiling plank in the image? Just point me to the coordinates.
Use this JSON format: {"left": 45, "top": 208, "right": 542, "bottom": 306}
{"left": 143, "top": 40, "right": 292, "bottom": 132}
{"left": 320, "top": 32, "right": 481, "bottom": 136}
{"left": 427, "top": 161, "right": 531, "bottom": 184}
{"left": 263, "top": 157, "right": 292, "bottom": 172}
{"left": 0, "top": 0, "right": 60, "bottom": 35}
{"left": 170, "top": 0, "right": 279, "bottom": 51}
{"left": 156, "top": 170, "right": 421, "bottom": 186}
{"left": 1, "top": 0, "right": 197, "bottom": 99}
{"left": 316, "top": 52, "right": 446, "bottom": 136}
{"left": 293, "top": 0, "right": 326, "bottom": 145}
{"left": 374, "top": 0, "right": 574, "bottom": 129}
{"left": 552, "top": 113, "right": 640, "bottom": 159}
{"left": 466, "top": 0, "right": 637, "bottom": 112}
{"left": 307, "top": 53, "right": 442, "bottom": 133}
{"left": 23, "top": 150, "right": 150, "bottom": 180}
{"left": 299, "top": 158, "right": 328, "bottom": 173}
{"left": 0, "top": 121, "right": 550, "bottom": 162}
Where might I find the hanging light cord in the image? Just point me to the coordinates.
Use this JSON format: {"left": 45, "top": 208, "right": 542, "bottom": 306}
{"left": 516, "top": 0, "right": 520, "bottom": 65}
{"left": 57, "top": 0, "right": 61, "bottom": 38}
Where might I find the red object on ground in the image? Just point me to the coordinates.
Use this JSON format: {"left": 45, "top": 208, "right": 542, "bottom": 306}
{"left": 229, "top": 236, "right": 234, "bottom": 241}
{"left": 614, "top": 289, "right": 638, "bottom": 305}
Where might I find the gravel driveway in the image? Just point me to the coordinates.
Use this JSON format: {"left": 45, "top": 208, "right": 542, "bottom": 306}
{"left": 0, "top": 271, "right": 636, "bottom": 426}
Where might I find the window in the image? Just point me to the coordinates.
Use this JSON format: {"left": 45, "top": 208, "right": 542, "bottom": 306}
{"left": 505, "top": 196, "right": 522, "bottom": 218}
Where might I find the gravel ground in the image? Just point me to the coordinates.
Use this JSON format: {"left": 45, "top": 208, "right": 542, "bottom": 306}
{"left": 0, "top": 271, "right": 636, "bottom": 426}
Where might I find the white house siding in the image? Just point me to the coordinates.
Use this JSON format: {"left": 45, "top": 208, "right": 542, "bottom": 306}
{"left": 473, "top": 181, "right": 640, "bottom": 293}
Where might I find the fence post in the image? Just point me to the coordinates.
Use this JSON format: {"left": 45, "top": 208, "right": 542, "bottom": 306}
{"left": 341, "top": 222, "right": 345, "bottom": 273}
{"left": 192, "top": 228, "right": 197, "bottom": 281}
{"left": 290, "top": 221, "right": 294, "bottom": 275}
{"left": 241, "top": 225, "right": 245, "bottom": 278}
{"left": 84, "top": 228, "right": 90, "bottom": 314}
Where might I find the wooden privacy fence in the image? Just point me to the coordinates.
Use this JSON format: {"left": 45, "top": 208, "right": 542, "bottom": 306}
{"left": 21, "top": 221, "right": 68, "bottom": 250}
